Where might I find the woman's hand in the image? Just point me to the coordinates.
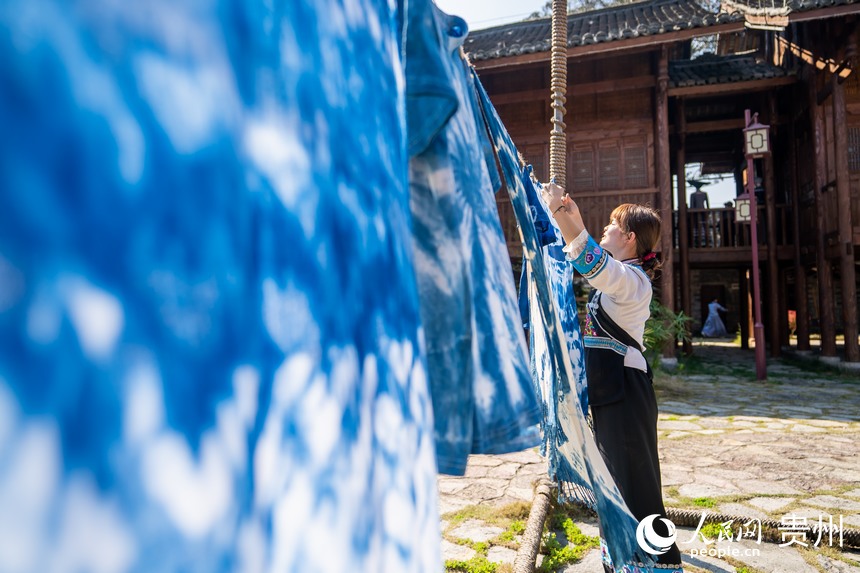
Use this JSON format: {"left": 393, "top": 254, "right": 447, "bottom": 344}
{"left": 541, "top": 182, "right": 586, "bottom": 244}
{"left": 541, "top": 182, "right": 581, "bottom": 220}
{"left": 540, "top": 182, "right": 567, "bottom": 214}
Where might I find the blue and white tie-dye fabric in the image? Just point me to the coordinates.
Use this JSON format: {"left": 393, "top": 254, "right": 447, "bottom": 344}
{"left": 0, "top": 2, "right": 440, "bottom": 572}
{"left": 406, "top": 0, "right": 473, "bottom": 476}
{"left": 520, "top": 174, "right": 591, "bottom": 502}
{"left": 406, "top": 4, "right": 540, "bottom": 475}
{"left": 526, "top": 199, "right": 595, "bottom": 507}
{"left": 526, "top": 177, "right": 587, "bottom": 418}
{"left": 517, "top": 165, "right": 557, "bottom": 327}
{"left": 472, "top": 70, "right": 655, "bottom": 570}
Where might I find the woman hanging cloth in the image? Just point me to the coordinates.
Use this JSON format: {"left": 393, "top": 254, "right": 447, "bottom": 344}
{"left": 542, "top": 184, "right": 683, "bottom": 573}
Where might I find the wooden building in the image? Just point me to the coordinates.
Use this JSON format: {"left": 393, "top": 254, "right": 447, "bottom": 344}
{"left": 466, "top": 0, "right": 860, "bottom": 363}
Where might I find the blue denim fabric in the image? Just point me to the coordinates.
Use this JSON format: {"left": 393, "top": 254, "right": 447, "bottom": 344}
{"left": 0, "top": 1, "right": 440, "bottom": 572}
{"left": 407, "top": 5, "right": 540, "bottom": 475}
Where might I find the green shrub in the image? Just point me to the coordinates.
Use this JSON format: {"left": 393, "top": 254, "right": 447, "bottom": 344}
{"left": 644, "top": 299, "right": 692, "bottom": 363}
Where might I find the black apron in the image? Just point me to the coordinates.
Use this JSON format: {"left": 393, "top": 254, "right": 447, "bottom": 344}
{"left": 585, "top": 291, "right": 683, "bottom": 570}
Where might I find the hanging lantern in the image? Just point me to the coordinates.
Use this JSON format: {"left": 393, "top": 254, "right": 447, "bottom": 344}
{"left": 735, "top": 192, "right": 752, "bottom": 223}
{"left": 743, "top": 113, "right": 771, "bottom": 158}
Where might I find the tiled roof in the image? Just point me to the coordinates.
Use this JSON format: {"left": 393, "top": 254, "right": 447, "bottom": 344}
{"left": 464, "top": 0, "right": 743, "bottom": 62}
{"left": 723, "top": 0, "right": 858, "bottom": 14}
{"left": 669, "top": 54, "right": 794, "bottom": 87}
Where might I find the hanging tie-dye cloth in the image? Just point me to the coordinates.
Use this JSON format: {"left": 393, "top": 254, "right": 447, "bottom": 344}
{"left": 406, "top": 1, "right": 541, "bottom": 476}
{"left": 0, "top": 1, "right": 440, "bottom": 572}
{"left": 471, "top": 69, "right": 656, "bottom": 571}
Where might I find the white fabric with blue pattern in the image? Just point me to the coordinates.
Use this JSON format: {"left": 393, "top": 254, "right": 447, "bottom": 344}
{"left": 407, "top": 2, "right": 540, "bottom": 475}
{"left": 0, "top": 1, "right": 440, "bottom": 572}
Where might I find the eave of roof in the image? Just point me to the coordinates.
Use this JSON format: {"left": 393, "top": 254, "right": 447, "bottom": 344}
{"left": 669, "top": 53, "right": 795, "bottom": 88}
{"left": 723, "top": 0, "right": 857, "bottom": 15}
{"left": 465, "top": 0, "right": 744, "bottom": 62}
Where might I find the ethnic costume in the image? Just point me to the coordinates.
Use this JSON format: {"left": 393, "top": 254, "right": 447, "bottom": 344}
{"left": 564, "top": 231, "right": 683, "bottom": 573}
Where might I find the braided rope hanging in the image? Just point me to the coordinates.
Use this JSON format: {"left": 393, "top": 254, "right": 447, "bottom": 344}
{"left": 549, "top": 0, "right": 568, "bottom": 188}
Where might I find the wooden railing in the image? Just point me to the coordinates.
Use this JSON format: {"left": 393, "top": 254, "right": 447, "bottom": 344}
{"left": 674, "top": 205, "right": 793, "bottom": 249}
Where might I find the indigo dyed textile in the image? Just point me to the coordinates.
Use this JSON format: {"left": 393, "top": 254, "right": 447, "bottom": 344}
{"left": 517, "top": 165, "right": 557, "bottom": 328}
{"left": 0, "top": 1, "right": 440, "bottom": 572}
{"left": 523, "top": 177, "right": 588, "bottom": 405}
{"left": 473, "top": 71, "right": 656, "bottom": 570}
{"left": 407, "top": 4, "right": 540, "bottom": 475}
{"left": 523, "top": 174, "right": 592, "bottom": 506}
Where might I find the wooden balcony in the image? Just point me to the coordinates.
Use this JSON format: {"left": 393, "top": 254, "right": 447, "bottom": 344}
{"left": 673, "top": 206, "right": 796, "bottom": 264}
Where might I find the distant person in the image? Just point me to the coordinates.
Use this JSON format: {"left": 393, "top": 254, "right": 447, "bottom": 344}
{"left": 689, "top": 183, "right": 710, "bottom": 247}
{"left": 702, "top": 298, "right": 728, "bottom": 337}
{"left": 690, "top": 187, "right": 710, "bottom": 210}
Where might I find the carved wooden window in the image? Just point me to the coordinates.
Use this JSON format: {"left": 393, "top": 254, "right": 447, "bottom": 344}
{"left": 572, "top": 149, "right": 594, "bottom": 192}
{"left": 848, "top": 127, "right": 860, "bottom": 172}
{"left": 624, "top": 145, "right": 648, "bottom": 188}
{"left": 598, "top": 146, "right": 620, "bottom": 190}
{"left": 569, "top": 139, "right": 650, "bottom": 192}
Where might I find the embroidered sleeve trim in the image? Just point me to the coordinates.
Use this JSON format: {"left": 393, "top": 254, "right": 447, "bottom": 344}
{"left": 569, "top": 235, "right": 607, "bottom": 279}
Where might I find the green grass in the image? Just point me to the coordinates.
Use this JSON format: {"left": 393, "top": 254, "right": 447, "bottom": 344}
{"left": 442, "top": 503, "right": 532, "bottom": 573}
{"left": 445, "top": 556, "right": 498, "bottom": 573}
{"left": 536, "top": 506, "right": 600, "bottom": 573}
{"left": 692, "top": 497, "right": 717, "bottom": 508}
{"left": 442, "top": 501, "right": 531, "bottom": 529}
{"left": 700, "top": 522, "right": 733, "bottom": 540}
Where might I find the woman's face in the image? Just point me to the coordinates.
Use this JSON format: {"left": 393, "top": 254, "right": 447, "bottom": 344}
{"left": 600, "top": 217, "right": 632, "bottom": 257}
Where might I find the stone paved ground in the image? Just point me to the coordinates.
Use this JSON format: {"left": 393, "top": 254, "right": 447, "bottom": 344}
{"left": 438, "top": 342, "right": 860, "bottom": 572}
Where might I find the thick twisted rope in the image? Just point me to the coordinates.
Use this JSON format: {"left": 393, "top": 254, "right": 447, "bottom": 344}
{"left": 549, "top": 0, "right": 568, "bottom": 188}
{"left": 666, "top": 507, "right": 860, "bottom": 549}
{"left": 513, "top": 479, "right": 554, "bottom": 573}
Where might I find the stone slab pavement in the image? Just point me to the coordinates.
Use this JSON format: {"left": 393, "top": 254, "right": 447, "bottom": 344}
{"left": 438, "top": 343, "right": 860, "bottom": 572}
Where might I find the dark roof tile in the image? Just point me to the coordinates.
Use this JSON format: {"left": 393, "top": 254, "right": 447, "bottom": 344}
{"left": 465, "top": 0, "right": 744, "bottom": 61}
{"left": 723, "top": 0, "right": 857, "bottom": 13}
{"left": 669, "top": 53, "right": 795, "bottom": 86}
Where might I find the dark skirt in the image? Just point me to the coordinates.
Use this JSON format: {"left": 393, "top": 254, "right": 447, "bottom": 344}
{"left": 592, "top": 365, "right": 683, "bottom": 570}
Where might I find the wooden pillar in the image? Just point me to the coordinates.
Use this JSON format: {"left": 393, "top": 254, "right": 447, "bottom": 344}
{"left": 656, "top": 46, "right": 675, "bottom": 359}
{"left": 676, "top": 98, "right": 692, "bottom": 355}
{"left": 832, "top": 73, "right": 859, "bottom": 362}
{"left": 779, "top": 267, "right": 789, "bottom": 348}
{"left": 809, "top": 71, "right": 837, "bottom": 357}
{"left": 765, "top": 94, "right": 781, "bottom": 357}
{"left": 789, "top": 101, "right": 811, "bottom": 351}
{"left": 740, "top": 268, "right": 750, "bottom": 349}
{"left": 734, "top": 162, "right": 745, "bottom": 201}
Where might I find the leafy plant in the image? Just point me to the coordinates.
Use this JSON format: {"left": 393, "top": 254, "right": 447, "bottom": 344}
{"left": 537, "top": 512, "right": 600, "bottom": 572}
{"left": 538, "top": 532, "right": 582, "bottom": 572}
{"left": 644, "top": 299, "right": 692, "bottom": 363}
